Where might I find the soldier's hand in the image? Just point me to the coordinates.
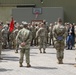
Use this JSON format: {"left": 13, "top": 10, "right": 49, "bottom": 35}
{"left": 21, "top": 42, "right": 26, "bottom": 47}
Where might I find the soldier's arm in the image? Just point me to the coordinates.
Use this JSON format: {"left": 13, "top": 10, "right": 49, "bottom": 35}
{"left": 36, "top": 28, "right": 40, "bottom": 38}
{"left": 16, "top": 30, "right": 22, "bottom": 44}
{"left": 63, "top": 27, "right": 67, "bottom": 39}
{"left": 53, "top": 26, "right": 57, "bottom": 39}
{"left": 25, "top": 31, "right": 32, "bottom": 44}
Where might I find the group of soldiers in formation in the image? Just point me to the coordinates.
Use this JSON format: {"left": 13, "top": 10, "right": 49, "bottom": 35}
{"left": 0, "top": 18, "right": 76, "bottom": 67}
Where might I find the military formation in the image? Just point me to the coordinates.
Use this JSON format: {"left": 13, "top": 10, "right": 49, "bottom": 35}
{"left": 0, "top": 18, "right": 76, "bottom": 67}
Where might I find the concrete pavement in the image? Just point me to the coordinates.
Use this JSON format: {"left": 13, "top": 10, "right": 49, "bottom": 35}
{"left": 0, "top": 46, "right": 76, "bottom": 75}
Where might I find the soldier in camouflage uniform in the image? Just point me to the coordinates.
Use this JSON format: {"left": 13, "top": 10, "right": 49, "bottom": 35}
{"left": 16, "top": 21, "right": 32, "bottom": 67}
{"left": 35, "top": 24, "right": 39, "bottom": 46}
{"left": 30, "top": 23, "right": 36, "bottom": 46}
{"left": 8, "top": 31, "right": 14, "bottom": 49}
{"left": 0, "top": 23, "right": 3, "bottom": 59}
{"left": 1, "top": 25, "right": 9, "bottom": 49}
{"left": 49, "top": 23, "right": 54, "bottom": 45}
{"left": 13, "top": 24, "right": 23, "bottom": 53}
{"left": 43, "top": 20, "right": 49, "bottom": 44}
{"left": 53, "top": 18, "right": 66, "bottom": 64}
{"left": 36, "top": 23, "right": 47, "bottom": 53}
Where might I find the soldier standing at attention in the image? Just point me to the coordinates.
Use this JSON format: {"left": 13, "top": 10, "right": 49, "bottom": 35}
{"left": 36, "top": 23, "right": 47, "bottom": 53}
{"left": 0, "top": 23, "right": 3, "bottom": 59}
{"left": 49, "top": 23, "right": 54, "bottom": 46}
{"left": 13, "top": 24, "right": 23, "bottom": 53}
{"left": 30, "top": 23, "right": 36, "bottom": 46}
{"left": 53, "top": 18, "right": 66, "bottom": 64}
{"left": 16, "top": 21, "right": 32, "bottom": 67}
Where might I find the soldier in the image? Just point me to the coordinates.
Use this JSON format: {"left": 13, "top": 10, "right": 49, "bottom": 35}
{"left": 36, "top": 23, "right": 47, "bottom": 53}
{"left": 1, "top": 25, "right": 9, "bottom": 49}
{"left": 49, "top": 23, "right": 54, "bottom": 46}
{"left": 13, "top": 24, "right": 23, "bottom": 53}
{"left": 30, "top": 23, "right": 36, "bottom": 46}
{"left": 43, "top": 20, "right": 49, "bottom": 44}
{"left": 53, "top": 18, "right": 66, "bottom": 64}
{"left": 0, "top": 23, "right": 3, "bottom": 59}
{"left": 35, "top": 24, "right": 39, "bottom": 46}
{"left": 16, "top": 21, "right": 32, "bottom": 67}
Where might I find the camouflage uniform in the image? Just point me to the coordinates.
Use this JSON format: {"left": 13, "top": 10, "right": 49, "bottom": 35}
{"left": 0, "top": 25, "right": 3, "bottom": 59}
{"left": 49, "top": 23, "right": 54, "bottom": 45}
{"left": 16, "top": 26, "right": 32, "bottom": 67}
{"left": 1, "top": 25, "right": 9, "bottom": 49}
{"left": 53, "top": 19, "right": 66, "bottom": 64}
{"left": 8, "top": 32, "right": 14, "bottom": 49}
{"left": 30, "top": 25, "right": 36, "bottom": 46}
{"left": 35, "top": 25, "right": 39, "bottom": 46}
{"left": 36, "top": 23, "right": 47, "bottom": 53}
{"left": 13, "top": 25, "right": 23, "bottom": 53}
{"left": 43, "top": 20, "right": 49, "bottom": 44}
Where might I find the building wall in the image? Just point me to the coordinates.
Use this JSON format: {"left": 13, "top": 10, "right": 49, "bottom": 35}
{"left": 0, "top": 0, "right": 76, "bottom": 23}
{"left": 0, "top": 7, "right": 16, "bottom": 23}
{"left": 12, "top": 7, "right": 63, "bottom": 24}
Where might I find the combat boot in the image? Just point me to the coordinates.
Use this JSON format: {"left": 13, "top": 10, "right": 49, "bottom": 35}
{"left": 15, "top": 50, "right": 18, "bottom": 53}
{"left": 58, "top": 59, "right": 63, "bottom": 64}
{"left": 43, "top": 49, "right": 46, "bottom": 53}
{"left": 15, "top": 51, "right": 18, "bottom": 53}
{"left": 19, "top": 63, "right": 23, "bottom": 67}
{"left": 26, "top": 63, "right": 31, "bottom": 67}
{"left": 39, "top": 48, "right": 42, "bottom": 53}
{"left": 74, "top": 64, "right": 76, "bottom": 67}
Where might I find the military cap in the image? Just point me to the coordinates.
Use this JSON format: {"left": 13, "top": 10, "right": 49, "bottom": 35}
{"left": 22, "top": 21, "right": 28, "bottom": 25}
{"left": 20, "top": 24, "right": 23, "bottom": 28}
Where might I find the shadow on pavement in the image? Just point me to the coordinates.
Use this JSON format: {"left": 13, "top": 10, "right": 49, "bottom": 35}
{"left": 45, "top": 52, "right": 56, "bottom": 54}
{"left": 0, "top": 68, "right": 13, "bottom": 72}
{"left": 31, "top": 46, "right": 38, "bottom": 49}
{"left": 2, "top": 49, "right": 14, "bottom": 52}
{"left": 64, "top": 63, "right": 76, "bottom": 65}
{"left": 3, "top": 56, "right": 19, "bottom": 61}
{"left": 31, "top": 66, "right": 57, "bottom": 70}
{"left": 30, "top": 52, "right": 38, "bottom": 54}
{"left": 30, "top": 54, "right": 36, "bottom": 56}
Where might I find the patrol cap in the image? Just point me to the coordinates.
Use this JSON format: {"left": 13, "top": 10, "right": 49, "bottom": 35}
{"left": 73, "top": 23, "right": 76, "bottom": 25}
{"left": 20, "top": 24, "right": 23, "bottom": 28}
{"left": 22, "top": 21, "right": 28, "bottom": 25}
{"left": 66, "top": 22, "right": 70, "bottom": 25}
{"left": 6, "top": 21, "right": 9, "bottom": 24}
{"left": 22, "top": 21, "right": 28, "bottom": 28}
{"left": 3, "top": 24, "right": 8, "bottom": 28}
{"left": 50, "top": 23, "right": 53, "bottom": 26}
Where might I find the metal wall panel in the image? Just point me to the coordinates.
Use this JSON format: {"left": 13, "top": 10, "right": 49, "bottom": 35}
{"left": 0, "top": 0, "right": 34, "bottom": 4}
{"left": 12, "top": 7, "right": 63, "bottom": 24}
{"left": 0, "top": 0, "right": 76, "bottom": 22}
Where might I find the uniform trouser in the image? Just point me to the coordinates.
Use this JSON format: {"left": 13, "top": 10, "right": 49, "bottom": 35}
{"left": 3, "top": 38, "right": 8, "bottom": 48}
{"left": 16, "top": 44, "right": 19, "bottom": 52}
{"left": 56, "top": 50, "right": 64, "bottom": 60}
{"left": 54, "top": 40, "right": 64, "bottom": 61}
{"left": 19, "top": 48, "right": 30, "bottom": 64}
{"left": 46, "top": 34, "right": 48, "bottom": 44}
{"left": 8, "top": 41, "right": 13, "bottom": 48}
{"left": 34, "top": 37, "right": 38, "bottom": 46}
{"left": 49, "top": 36, "right": 54, "bottom": 45}
{"left": 39, "top": 36, "right": 46, "bottom": 50}
{"left": 31, "top": 37, "right": 36, "bottom": 46}
{"left": 13, "top": 39, "right": 16, "bottom": 49}
{"left": 0, "top": 43, "right": 2, "bottom": 58}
